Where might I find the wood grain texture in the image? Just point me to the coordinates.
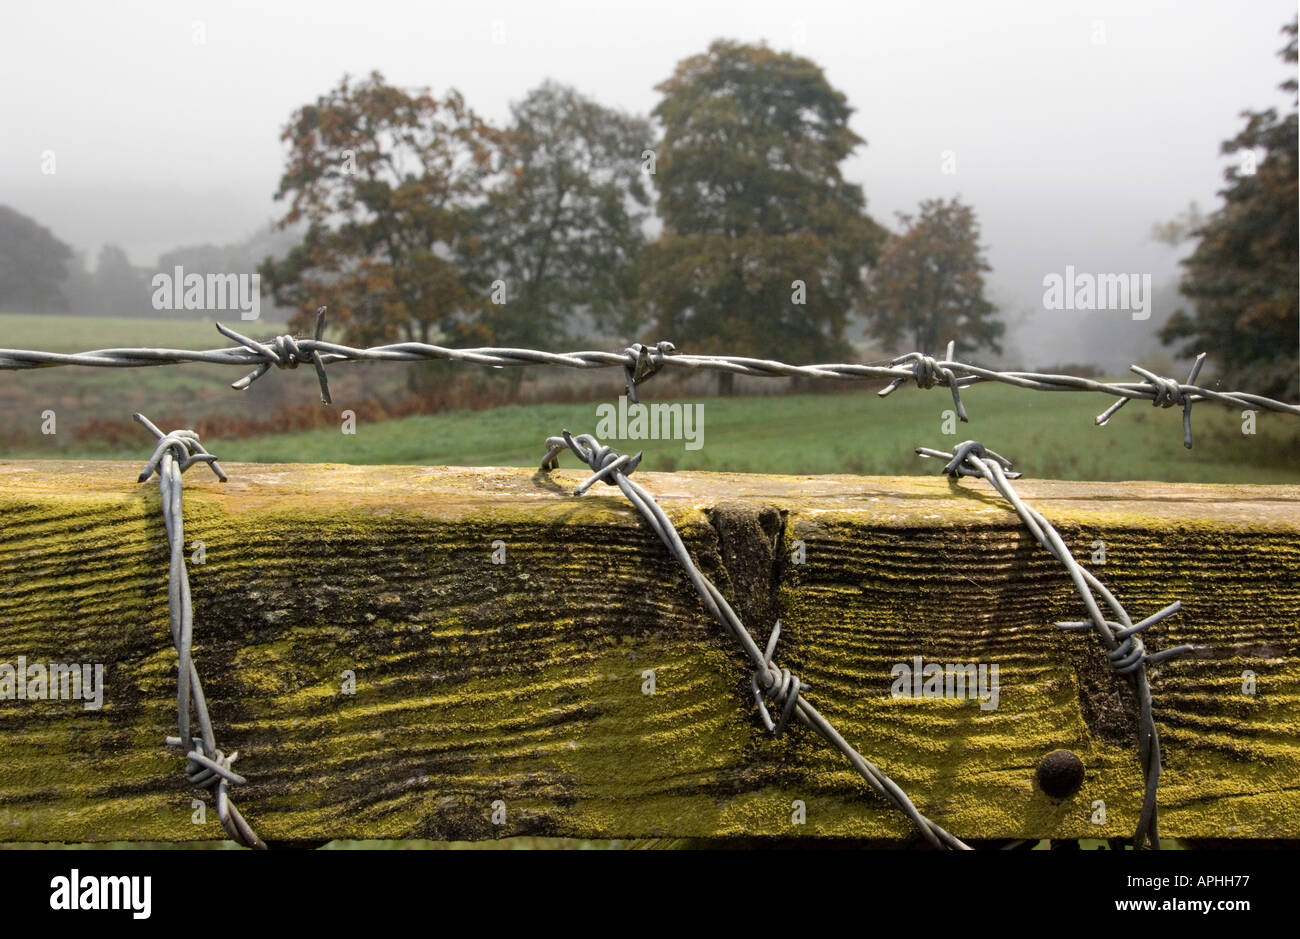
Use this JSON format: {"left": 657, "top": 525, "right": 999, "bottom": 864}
{"left": 0, "top": 460, "right": 1296, "bottom": 843}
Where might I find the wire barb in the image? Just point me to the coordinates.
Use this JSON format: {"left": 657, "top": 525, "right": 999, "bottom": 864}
{"left": 216, "top": 306, "right": 332, "bottom": 404}
{"left": 750, "top": 620, "right": 809, "bottom": 737}
{"left": 1096, "top": 353, "right": 1206, "bottom": 448}
{"left": 133, "top": 413, "right": 227, "bottom": 483}
{"left": 879, "top": 341, "right": 978, "bottom": 422}
{"left": 916, "top": 439, "right": 1020, "bottom": 479}
{"left": 623, "top": 340, "right": 675, "bottom": 404}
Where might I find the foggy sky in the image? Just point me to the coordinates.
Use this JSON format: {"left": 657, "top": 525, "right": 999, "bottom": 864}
{"left": 2, "top": 0, "right": 1295, "bottom": 360}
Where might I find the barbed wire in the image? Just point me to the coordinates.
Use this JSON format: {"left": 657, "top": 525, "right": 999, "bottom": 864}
{"left": 916, "top": 440, "right": 1198, "bottom": 849}
{"left": 3, "top": 318, "right": 1297, "bottom": 447}
{"left": 541, "top": 429, "right": 972, "bottom": 849}
{"left": 134, "top": 413, "right": 265, "bottom": 849}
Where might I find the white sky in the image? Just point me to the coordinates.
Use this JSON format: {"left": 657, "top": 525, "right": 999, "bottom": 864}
{"left": 1, "top": 0, "right": 1295, "bottom": 354}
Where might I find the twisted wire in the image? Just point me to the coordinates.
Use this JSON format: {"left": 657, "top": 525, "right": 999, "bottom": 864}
{"left": 2, "top": 314, "right": 1295, "bottom": 447}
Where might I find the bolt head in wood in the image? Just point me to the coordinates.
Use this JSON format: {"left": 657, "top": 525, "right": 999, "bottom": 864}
{"left": 1036, "top": 749, "right": 1085, "bottom": 800}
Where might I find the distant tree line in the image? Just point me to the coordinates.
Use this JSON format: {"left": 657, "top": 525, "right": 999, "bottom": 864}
{"left": 0, "top": 213, "right": 300, "bottom": 319}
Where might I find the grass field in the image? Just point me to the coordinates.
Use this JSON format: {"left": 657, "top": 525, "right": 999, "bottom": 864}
{"left": 0, "top": 313, "right": 290, "bottom": 347}
{"left": 3, "top": 313, "right": 1298, "bottom": 482}
{"left": 8, "top": 381, "right": 1299, "bottom": 482}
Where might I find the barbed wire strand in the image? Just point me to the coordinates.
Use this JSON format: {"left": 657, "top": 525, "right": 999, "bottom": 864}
{"left": 916, "top": 440, "right": 1198, "bottom": 849}
{"left": 541, "top": 429, "right": 972, "bottom": 850}
{"left": 2, "top": 318, "right": 1296, "bottom": 446}
{"left": 134, "top": 412, "right": 266, "bottom": 849}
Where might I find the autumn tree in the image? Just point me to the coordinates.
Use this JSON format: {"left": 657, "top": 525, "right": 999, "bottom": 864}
{"left": 477, "top": 81, "right": 652, "bottom": 348}
{"left": 639, "top": 40, "right": 886, "bottom": 392}
{"left": 0, "top": 206, "right": 72, "bottom": 312}
{"left": 259, "top": 72, "right": 505, "bottom": 349}
{"left": 864, "top": 197, "right": 1003, "bottom": 357}
{"left": 1159, "top": 18, "right": 1298, "bottom": 399}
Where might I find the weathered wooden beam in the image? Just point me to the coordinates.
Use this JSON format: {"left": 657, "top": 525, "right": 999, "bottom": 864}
{"left": 0, "top": 460, "right": 1296, "bottom": 843}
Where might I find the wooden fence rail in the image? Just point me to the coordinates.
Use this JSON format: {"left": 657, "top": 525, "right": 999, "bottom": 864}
{"left": 0, "top": 460, "right": 1296, "bottom": 843}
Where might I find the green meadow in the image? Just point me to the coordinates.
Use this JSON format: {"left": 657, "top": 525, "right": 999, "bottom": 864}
{"left": 7, "top": 382, "right": 1297, "bottom": 483}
